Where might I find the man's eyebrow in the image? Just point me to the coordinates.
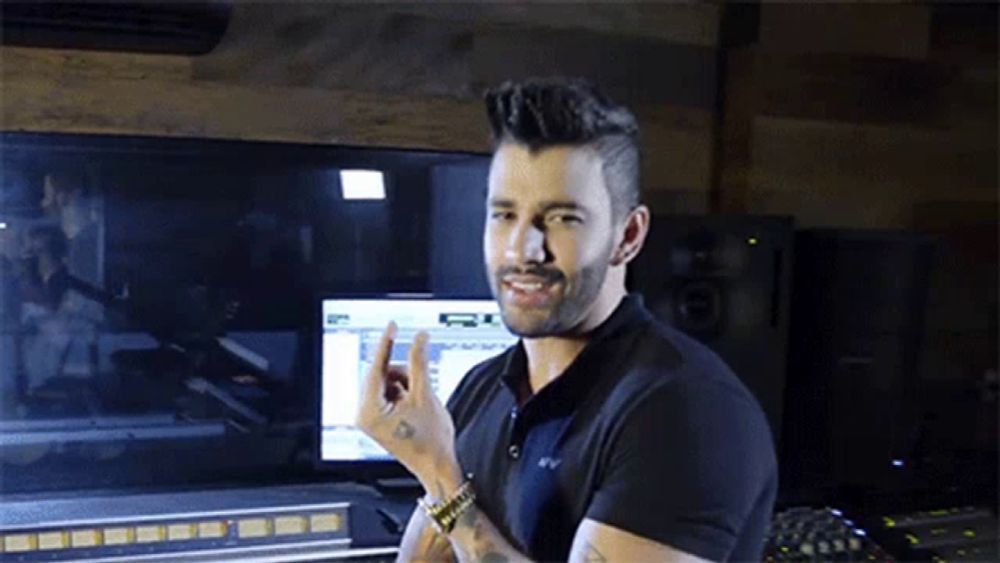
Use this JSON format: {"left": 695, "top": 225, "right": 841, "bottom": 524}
{"left": 487, "top": 198, "right": 515, "bottom": 209}
{"left": 539, "top": 201, "right": 586, "bottom": 214}
{"left": 487, "top": 199, "right": 586, "bottom": 213}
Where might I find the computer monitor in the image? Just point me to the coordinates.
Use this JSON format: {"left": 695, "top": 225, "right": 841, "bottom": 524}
{"left": 319, "top": 296, "right": 516, "bottom": 462}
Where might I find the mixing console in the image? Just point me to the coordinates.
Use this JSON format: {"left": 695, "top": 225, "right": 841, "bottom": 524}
{"left": 765, "top": 507, "right": 892, "bottom": 561}
{"left": 767, "top": 505, "right": 998, "bottom": 562}
{"left": 0, "top": 483, "right": 407, "bottom": 562}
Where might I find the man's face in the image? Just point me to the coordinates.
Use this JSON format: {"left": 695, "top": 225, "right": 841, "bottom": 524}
{"left": 484, "top": 143, "right": 618, "bottom": 337}
{"left": 41, "top": 175, "right": 75, "bottom": 216}
{"left": 41, "top": 175, "right": 62, "bottom": 216}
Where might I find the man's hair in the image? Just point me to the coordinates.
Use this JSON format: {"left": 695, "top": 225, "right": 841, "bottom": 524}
{"left": 484, "top": 77, "right": 641, "bottom": 221}
{"left": 45, "top": 164, "right": 89, "bottom": 197}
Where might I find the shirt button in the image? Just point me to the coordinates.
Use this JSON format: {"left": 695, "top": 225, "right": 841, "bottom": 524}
{"left": 510, "top": 408, "right": 518, "bottom": 420}
{"left": 508, "top": 444, "right": 521, "bottom": 459}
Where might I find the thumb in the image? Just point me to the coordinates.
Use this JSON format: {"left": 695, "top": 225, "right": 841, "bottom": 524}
{"left": 361, "top": 321, "right": 397, "bottom": 407}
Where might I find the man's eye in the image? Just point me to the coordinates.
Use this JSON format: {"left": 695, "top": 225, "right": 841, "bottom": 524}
{"left": 491, "top": 211, "right": 515, "bottom": 221}
{"left": 548, "top": 214, "right": 582, "bottom": 225}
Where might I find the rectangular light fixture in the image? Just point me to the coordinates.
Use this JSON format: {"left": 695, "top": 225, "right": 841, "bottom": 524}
{"left": 274, "top": 516, "right": 307, "bottom": 536}
{"left": 197, "top": 521, "right": 227, "bottom": 539}
{"left": 135, "top": 525, "right": 165, "bottom": 543}
{"left": 70, "top": 529, "right": 102, "bottom": 547}
{"left": 103, "top": 527, "right": 133, "bottom": 545}
{"left": 37, "top": 531, "right": 68, "bottom": 550}
{"left": 340, "top": 170, "right": 386, "bottom": 200}
{"left": 167, "top": 524, "right": 195, "bottom": 541}
{"left": 237, "top": 518, "right": 271, "bottom": 539}
{"left": 310, "top": 513, "right": 343, "bottom": 533}
{"left": 4, "top": 534, "right": 37, "bottom": 552}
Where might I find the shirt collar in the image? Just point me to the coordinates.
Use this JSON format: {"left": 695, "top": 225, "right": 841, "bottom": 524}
{"left": 499, "top": 293, "right": 652, "bottom": 404}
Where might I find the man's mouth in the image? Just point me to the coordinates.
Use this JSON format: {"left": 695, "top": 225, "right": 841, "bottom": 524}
{"left": 501, "top": 274, "right": 560, "bottom": 306}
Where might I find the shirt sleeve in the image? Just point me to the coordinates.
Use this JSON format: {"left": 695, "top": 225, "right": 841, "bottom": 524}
{"left": 585, "top": 379, "right": 777, "bottom": 562}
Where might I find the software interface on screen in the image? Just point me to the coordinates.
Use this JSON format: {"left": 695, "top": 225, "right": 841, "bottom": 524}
{"left": 320, "top": 298, "right": 517, "bottom": 461}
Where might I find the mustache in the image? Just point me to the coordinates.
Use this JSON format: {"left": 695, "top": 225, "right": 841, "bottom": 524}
{"left": 495, "top": 265, "right": 565, "bottom": 284}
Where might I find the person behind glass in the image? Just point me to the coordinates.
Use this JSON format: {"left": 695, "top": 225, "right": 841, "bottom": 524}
{"left": 40, "top": 167, "right": 102, "bottom": 293}
{"left": 20, "top": 225, "right": 72, "bottom": 313}
{"left": 19, "top": 225, "right": 103, "bottom": 392}
{"left": 356, "top": 78, "right": 777, "bottom": 562}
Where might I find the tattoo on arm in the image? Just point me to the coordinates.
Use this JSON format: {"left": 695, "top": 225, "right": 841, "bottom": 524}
{"left": 457, "top": 508, "right": 479, "bottom": 539}
{"left": 456, "top": 509, "right": 508, "bottom": 561}
{"left": 393, "top": 420, "right": 416, "bottom": 440}
{"left": 448, "top": 506, "right": 528, "bottom": 563}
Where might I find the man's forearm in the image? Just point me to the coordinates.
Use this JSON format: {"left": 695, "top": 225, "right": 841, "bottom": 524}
{"left": 419, "top": 472, "right": 530, "bottom": 562}
{"left": 447, "top": 505, "right": 530, "bottom": 563}
{"left": 397, "top": 506, "right": 454, "bottom": 562}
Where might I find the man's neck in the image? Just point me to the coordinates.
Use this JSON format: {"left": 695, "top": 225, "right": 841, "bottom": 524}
{"left": 522, "top": 285, "right": 626, "bottom": 395}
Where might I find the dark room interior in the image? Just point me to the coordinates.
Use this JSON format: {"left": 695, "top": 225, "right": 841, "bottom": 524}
{"left": 0, "top": 2, "right": 996, "bottom": 562}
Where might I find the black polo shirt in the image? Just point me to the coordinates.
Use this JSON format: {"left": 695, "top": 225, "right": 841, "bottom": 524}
{"left": 447, "top": 294, "right": 777, "bottom": 562}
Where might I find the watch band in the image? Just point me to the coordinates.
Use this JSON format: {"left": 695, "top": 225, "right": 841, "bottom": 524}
{"left": 418, "top": 477, "right": 476, "bottom": 534}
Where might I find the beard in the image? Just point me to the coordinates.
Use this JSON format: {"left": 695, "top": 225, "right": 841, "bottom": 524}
{"left": 489, "top": 246, "right": 612, "bottom": 338}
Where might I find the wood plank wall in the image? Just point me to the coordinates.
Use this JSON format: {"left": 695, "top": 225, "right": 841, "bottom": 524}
{"left": 0, "top": 2, "right": 721, "bottom": 213}
{"left": 718, "top": 3, "right": 997, "bottom": 230}
{"left": 714, "top": 4, "right": 996, "bottom": 445}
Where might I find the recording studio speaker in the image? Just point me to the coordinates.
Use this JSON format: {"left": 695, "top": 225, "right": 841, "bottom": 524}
{"left": 782, "top": 229, "right": 933, "bottom": 493}
{"left": 629, "top": 215, "right": 794, "bottom": 444}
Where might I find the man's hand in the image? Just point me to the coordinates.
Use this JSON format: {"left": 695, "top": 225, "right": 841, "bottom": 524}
{"left": 355, "top": 322, "right": 461, "bottom": 492}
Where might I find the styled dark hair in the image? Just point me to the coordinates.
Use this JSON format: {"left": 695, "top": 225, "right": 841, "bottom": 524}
{"left": 44, "top": 163, "right": 89, "bottom": 197}
{"left": 484, "top": 77, "right": 641, "bottom": 220}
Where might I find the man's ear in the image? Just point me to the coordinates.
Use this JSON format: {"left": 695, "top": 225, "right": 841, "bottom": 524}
{"left": 611, "top": 205, "right": 650, "bottom": 267}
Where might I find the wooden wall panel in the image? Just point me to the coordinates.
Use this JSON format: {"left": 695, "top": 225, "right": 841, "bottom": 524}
{"left": 195, "top": 3, "right": 720, "bottom": 107}
{"left": 194, "top": 5, "right": 476, "bottom": 96}
{"left": 382, "top": 1, "right": 721, "bottom": 46}
{"left": 759, "top": 3, "right": 931, "bottom": 60}
{"left": 0, "top": 45, "right": 716, "bottom": 207}
{"left": 634, "top": 104, "right": 715, "bottom": 197}
{"left": 745, "top": 116, "right": 996, "bottom": 228}
{"left": 1, "top": 47, "right": 488, "bottom": 151}
{"left": 754, "top": 53, "right": 960, "bottom": 126}
{"left": 716, "top": 3, "right": 996, "bottom": 229}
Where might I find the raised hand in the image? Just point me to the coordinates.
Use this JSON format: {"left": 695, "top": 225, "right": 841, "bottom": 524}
{"left": 355, "top": 322, "right": 459, "bottom": 487}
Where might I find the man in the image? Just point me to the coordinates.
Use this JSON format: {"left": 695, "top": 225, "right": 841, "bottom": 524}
{"left": 40, "top": 167, "right": 102, "bottom": 293}
{"left": 19, "top": 225, "right": 103, "bottom": 393}
{"left": 357, "top": 78, "right": 777, "bottom": 562}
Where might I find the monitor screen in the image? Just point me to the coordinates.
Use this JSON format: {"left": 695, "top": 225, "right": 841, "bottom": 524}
{"left": 319, "top": 297, "right": 516, "bottom": 462}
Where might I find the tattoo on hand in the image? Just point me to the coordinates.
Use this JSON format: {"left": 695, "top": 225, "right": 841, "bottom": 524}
{"left": 393, "top": 420, "right": 416, "bottom": 440}
{"left": 584, "top": 543, "right": 607, "bottom": 562}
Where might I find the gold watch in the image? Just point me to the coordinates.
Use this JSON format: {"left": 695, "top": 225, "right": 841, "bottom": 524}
{"left": 418, "top": 478, "right": 476, "bottom": 534}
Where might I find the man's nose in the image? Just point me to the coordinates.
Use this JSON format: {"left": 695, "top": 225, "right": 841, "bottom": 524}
{"left": 505, "top": 220, "right": 547, "bottom": 264}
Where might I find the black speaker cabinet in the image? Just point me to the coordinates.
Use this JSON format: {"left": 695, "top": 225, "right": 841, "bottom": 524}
{"left": 629, "top": 215, "right": 794, "bottom": 444}
{"left": 783, "top": 229, "right": 933, "bottom": 493}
